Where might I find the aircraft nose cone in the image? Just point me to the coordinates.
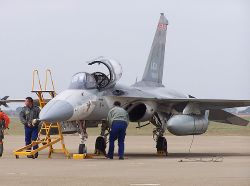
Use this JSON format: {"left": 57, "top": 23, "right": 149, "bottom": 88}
{"left": 39, "top": 100, "right": 74, "bottom": 122}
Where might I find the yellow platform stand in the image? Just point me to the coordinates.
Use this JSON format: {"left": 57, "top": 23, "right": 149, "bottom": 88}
{"left": 14, "top": 69, "right": 70, "bottom": 159}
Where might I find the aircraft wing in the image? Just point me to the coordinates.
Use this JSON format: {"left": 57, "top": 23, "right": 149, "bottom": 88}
{"left": 105, "top": 93, "right": 250, "bottom": 126}
{"left": 1, "top": 99, "right": 26, "bottom": 103}
{"left": 105, "top": 92, "right": 250, "bottom": 110}
{"left": 0, "top": 96, "right": 25, "bottom": 107}
{"left": 156, "top": 99, "right": 250, "bottom": 126}
{"left": 155, "top": 98, "right": 250, "bottom": 110}
{"left": 0, "top": 96, "right": 51, "bottom": 107}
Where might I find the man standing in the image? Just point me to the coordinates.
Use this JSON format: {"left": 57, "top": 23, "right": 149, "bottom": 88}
{"left": 107, "top": 101, "right": 129, "bottom": 160}
{"left": 19, "top": 97, "right": 40, "bottom": 158}
{"left": 0, "top": 108, "right": 10, "bottom": 157}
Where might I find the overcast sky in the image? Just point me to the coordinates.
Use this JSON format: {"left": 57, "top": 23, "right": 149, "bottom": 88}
{"left": 0, "top": 0, "right": 249, "bottom": 109}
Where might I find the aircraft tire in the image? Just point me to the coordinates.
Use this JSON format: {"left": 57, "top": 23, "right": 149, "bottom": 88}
{"left": 78, "top": 144, "right": 87, "bottom": 154}
{"left": 156, "top": 136, "right": 168, "bottom": 156}
{"left": 95, "top": 136, "right": 106, "bottom": 155}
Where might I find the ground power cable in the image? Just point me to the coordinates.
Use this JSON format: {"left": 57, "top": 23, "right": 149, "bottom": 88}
{"left": 178, "top": 115, "right": 223, "bottom": 163}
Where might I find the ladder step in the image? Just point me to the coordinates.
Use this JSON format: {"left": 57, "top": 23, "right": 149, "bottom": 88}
{"left": 31, "top": 90, "right": 55, "bottom": 93}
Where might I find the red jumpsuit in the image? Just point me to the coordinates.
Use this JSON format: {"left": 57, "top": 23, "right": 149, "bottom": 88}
{"left": 0, "top": 111, "right": 10, "bottom": 129}
{"left": 0, "top": 111, "right": 10, "bottom": 157}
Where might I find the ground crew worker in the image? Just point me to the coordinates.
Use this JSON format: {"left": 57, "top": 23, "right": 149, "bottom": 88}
{"left": 107, "top": 101, "right": 129, "bottom": 160}
{"left": 0, "top": 108, "right": 10, "bottom": 157}
{"left": 19, "top": 97, "right": 40, "bottom": 158}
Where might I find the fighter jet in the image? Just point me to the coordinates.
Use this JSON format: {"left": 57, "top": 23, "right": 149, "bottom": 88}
{"left": 38, "top": 13, "right": 250, "bottom": 155}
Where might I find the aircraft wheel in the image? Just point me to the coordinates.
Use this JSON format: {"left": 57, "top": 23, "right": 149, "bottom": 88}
{"left": 78, "top": 144, "right": 87, "bottom": 154}
{"left": 95, "top": 136, "right": 106, "bottom": 155}
{"left": 156, "top": 136, "right": 168, "bottom": 156}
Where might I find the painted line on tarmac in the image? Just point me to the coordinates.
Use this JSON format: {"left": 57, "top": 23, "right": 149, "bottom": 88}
{"left": 130, "top": 184, "right": 160, "bottom": 186}
{"left": 7, "top": 172, "right": 27, "bottom": 176}
{"left": 7, "top": 173, "right": 16, "bottom": 175}
{"left": 128, "top": 162, "right": 145, "bottom": 166}
{"left": 85, "top": 164, "right": 97, "bottom": 167}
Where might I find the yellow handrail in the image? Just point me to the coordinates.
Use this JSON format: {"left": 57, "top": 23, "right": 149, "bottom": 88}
{"left": 32, "top": 70, "right": 43, "bottom": 91}
{"left": 45, "top": 69, "right": 55, "bottom": 91}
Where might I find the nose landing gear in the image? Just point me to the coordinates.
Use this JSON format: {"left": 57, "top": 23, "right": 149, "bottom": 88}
{"left": 77, "top": 121, "right": 88, "bottom": 154}
{"left": 78, "top": 144, "right": 87, "bottom": 154}
{"left": 77, "top": 120, "right": 109, "bottom": 156}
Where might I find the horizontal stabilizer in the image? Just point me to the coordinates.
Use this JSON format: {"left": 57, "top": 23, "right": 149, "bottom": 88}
{"left": 209, "top": 109, "right": 249, "bottom": 126}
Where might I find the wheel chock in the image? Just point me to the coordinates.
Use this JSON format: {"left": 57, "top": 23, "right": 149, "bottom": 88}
{"left": 73, "top": 153, "right": 93, "bottom": 159}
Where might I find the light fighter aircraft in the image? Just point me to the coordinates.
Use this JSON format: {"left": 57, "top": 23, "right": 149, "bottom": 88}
{"left": 36, "top": 13, "right": 250, "bottom": 155}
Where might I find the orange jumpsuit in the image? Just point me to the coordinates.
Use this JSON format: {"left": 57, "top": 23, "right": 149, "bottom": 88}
{"left": 0, "top": 111, "right": 10, "bottom": 129}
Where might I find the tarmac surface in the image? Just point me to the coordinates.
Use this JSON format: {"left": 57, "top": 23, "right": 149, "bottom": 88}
{"left": 0, "top": 135, "right": 250, "bottom": 186}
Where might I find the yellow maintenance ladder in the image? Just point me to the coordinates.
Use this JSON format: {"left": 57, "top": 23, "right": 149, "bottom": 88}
{"left": 14, "top": 69, "right": 70, "bottom": 159}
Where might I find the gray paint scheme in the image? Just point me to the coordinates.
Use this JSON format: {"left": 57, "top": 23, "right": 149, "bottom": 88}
{"left": 38, "top": 13, "right": 250, "bottom": 135}
{"left": 141, "top": 13, "right": 168, "bottom": 86}
{"left": 40, "top": 100, "right": 74, "bottom": 122}
{"left": 209, "top": 109, "right": 249, "bottom": 126}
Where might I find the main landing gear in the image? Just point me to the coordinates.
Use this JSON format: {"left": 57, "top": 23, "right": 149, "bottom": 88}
{"left": 77, "top": 120, "right": 109, "bottom": 156}
{"left": 156, "top": 136, "right": 168, "bottom": 156}
{"left": 152, "top": 114, "right": 168, "bottom": 156}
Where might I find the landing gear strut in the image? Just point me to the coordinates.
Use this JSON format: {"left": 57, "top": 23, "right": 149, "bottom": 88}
{"left": 77, "top": 121, "right": 88, "bottom": 154}
{"left": 94, "top": 121, "right": 109, "bottom": 155}
{"left": 152, "top": 114, "right": 168, "bottom": 156}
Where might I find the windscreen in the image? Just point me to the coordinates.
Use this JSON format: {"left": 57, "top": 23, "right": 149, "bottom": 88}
{"left": 69, "top": 72, "right": 96, "bottom": 89}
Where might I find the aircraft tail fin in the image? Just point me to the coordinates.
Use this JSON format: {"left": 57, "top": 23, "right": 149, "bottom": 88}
{"left": 141, "top": 13, "right": 168, "bottom": 86}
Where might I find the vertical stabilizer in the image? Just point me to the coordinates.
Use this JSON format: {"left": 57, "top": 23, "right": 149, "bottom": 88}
{"left": 141, "top": 13, "right": 168, "bottom": 85}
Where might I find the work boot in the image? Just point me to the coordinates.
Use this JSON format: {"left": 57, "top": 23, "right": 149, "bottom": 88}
{"left": 119, "top": 157, "right": 124, "bottom": 160}
{"left": 106, "top": 155, "right": 113, "bottom": 159}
